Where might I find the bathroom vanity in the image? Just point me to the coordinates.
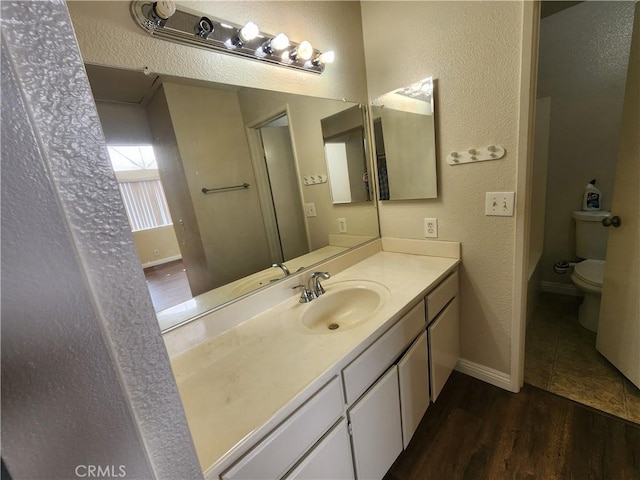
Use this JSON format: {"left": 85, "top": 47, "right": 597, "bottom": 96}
{"left": 164, "top": 239, "right": 460, "bottom": 479}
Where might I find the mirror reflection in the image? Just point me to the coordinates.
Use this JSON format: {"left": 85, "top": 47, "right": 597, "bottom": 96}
{"left": 86, "top": 65, "right": 379, "bottom": 330}
{"left": 370, "top": 77, "right": 438, "bottom": 201}
{"left": 321, "top": 105, "right": 371, "bottom": 204}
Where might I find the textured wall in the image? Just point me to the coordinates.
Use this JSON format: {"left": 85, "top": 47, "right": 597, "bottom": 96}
{"left": 361, "top": 1, "right": 524, "bottom": 374}
{"left": 162, "top": 82, "right": 273, "bottom": 286}
{"left": 67, "top": 1, "right": 368, "bottom": 103}
{"left": 537, "top": 1, "right": 635, "bottom": 285}
{"left": 0, "top": 1, "right": 202, "bottom": 478}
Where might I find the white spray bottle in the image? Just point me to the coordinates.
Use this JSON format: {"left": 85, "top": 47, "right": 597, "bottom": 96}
{"left": 582, "top": 179, "right": 601, "bottom": 211}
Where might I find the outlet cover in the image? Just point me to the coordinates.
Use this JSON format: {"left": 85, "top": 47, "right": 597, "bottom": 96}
{"left": 304, "top": 203, "right": 317, "bottom": 217}
{"left": 424, "top": 218, "right": 438, "bottom": 238}
{"left": 485, "top": 192, "right": 515, "bottom": 216}
{"left": 338, "top": 217, "right": 347, "bottom": 233}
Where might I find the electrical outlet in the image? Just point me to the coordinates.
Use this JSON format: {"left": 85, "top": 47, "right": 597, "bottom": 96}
{"left": 304, "top": 203, "right": 317, "bottom": 217}
{"left": 485, "top": 192, "right": 515, "bottom": 216}
{"left": 338, "top": 218, "right": 347, "bottom": 233}
{"left": 424, "top": 218, "right": 438, "bottom": 238}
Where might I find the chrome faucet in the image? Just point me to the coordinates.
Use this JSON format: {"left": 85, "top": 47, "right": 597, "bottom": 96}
{"left": 308, "top": 271, "right": 330, "bottom": 297}
{"left": 292, "top": 272, "right": 331, "bottom": 303}
{"left": 272, "top": 263, "right": 291, "bottom": 276}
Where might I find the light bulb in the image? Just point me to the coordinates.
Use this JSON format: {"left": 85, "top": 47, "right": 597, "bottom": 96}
{"left": 270, "top": 33, "right": 290, "bottom": 51}
{"left": 313, "top": 50, "right": 335, "bottom": 66}
{"left": 292, "top": 41, "right": 313, "bottom": 61}
{"left": 153, "top": 1, "right": 176, "bottom": 20}
{"left": 239, "top": 21, "right": 259, "bottom": 42}
{"left": 281, "top": 50, "right": 293, "bottom": 64}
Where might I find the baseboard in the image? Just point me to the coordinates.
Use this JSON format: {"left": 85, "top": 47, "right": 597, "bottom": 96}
{"left": 540, "top": 281, "right": 582, "bottom": 297}
{"left": 141, "top": 254, "right": 182, "bottom": 269}
{"left": 455, "top": 358, "right": 512, "bottom": 391}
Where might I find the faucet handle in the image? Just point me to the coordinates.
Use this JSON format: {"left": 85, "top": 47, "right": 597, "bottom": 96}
{"left": 292, "top": 284, "right": 314, "bottom": 303}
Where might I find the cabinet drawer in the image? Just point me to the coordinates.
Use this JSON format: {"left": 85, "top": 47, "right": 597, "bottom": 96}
{"left": 343, "top": 301, "right": 424, "bottom": 405}
{"left": 221, "top": 377, "right": 343, "bottom": 480}
{"left": 426, "top": 270, "right": 458, "bottom": 323}
{"left": 428, "top": 297, "right": 460, "bottom": 401}
{"left": 285, "top": 419, "right": 354, "bottom": 480}
{"left": 398, "top": 331, "right": 429, "bottom": 449}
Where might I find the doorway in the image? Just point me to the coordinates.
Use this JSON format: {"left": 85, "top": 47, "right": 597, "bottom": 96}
{"left": 250, "top": 113, "right": 310, "bottom": 264}
{"left": 524, "top": 1, "right": 639, "bottom": 423}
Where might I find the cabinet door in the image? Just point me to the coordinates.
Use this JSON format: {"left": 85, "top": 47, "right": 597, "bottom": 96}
{"left": 348, "top": 366, "right": 403, "bottom": 480}
{"left": 285, "top": 419, "right": 354, "bottom": 480}
{"left": 428, "top": 297, "right": 459, "bottom": 401}
{"left": 221, "top": 377, "right": 343, "bottom": 480}
{"left": 398, "top": 331, "right": 429, "bottom": 449}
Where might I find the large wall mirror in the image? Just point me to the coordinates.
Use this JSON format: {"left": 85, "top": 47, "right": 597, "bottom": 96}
{"left": 370, "top": 77, "right": 438, "bottom": 200}
{"left": 85, "top": 65, "right": 379, "bottom": 331}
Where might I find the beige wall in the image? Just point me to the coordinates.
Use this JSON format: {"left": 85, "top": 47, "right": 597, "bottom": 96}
{"left": 68, "top": 1, "right": 368, "bottom": 103}
{"left": 133, "top": 226, "right": 181, "bottom": 267}
{"left": 162, "top": 82, "right": 272, "bottom": 287}
{"left": 95, "top": 101, "right": 153, "bottom": 145}
{"left": 236, "top": 89, "right": 379, "bottom": 250}
{"left": 538, "top": 1, "right": 635, "bottom": 285}
{"left": 362, "top": 1, "right": 525, "bottom": 375}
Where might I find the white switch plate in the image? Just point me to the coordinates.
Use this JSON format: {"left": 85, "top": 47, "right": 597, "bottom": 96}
{"left": 338, "top": 217, "right": 347, "bottom": 233}
{"left": 304, "top": 203, "right": 317, "bottom": 217}
{"left": 485, "top": 192, "right": 515, "bottom": 216}
{"left": 424, "top": 218, "right": 438, "bottom": 238}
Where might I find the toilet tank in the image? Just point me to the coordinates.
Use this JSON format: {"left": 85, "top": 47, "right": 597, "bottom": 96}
{"left": 572, "top": 211, "right": 611, "bottom": 259}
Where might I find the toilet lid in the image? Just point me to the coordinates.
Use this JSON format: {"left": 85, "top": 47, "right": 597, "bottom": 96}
{"left": 574, "top": 259, "right": 605, "bottom": 286}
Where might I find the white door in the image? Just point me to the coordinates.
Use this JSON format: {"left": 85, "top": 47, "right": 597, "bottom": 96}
{"left": 348, "top": 366, "right": 403, "bottom": 480}
{"left": 596, "top": 3, "right": 640, "bottom": 388}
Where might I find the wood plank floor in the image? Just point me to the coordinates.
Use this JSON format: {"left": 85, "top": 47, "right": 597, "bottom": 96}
{"left": 385, "top": 372, "right": 640, "bottom": 480}
{"left": 143, "top": 260, "right": 192, "bottom": 311}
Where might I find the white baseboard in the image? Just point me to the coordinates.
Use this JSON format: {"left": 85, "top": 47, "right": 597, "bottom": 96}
{"left": 455, "top": 358, "right": 512, "bottom": 391}
{"left": 141, "top": 254, "right": 182, "bottom": 269}
{"left": 540, "top": 281, "right": 582, "bottom": 296}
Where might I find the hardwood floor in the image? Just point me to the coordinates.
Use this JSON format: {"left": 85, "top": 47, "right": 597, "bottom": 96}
{"left": 144, "top": 260, "right": 192, "bottom": 311}
{"left": 385, "top": 371, "right": 640, "bottom": 480}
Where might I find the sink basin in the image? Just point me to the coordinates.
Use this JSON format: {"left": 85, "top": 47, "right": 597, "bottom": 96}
{"left": 298, "top": 280, "right": 391, "bottom": 334}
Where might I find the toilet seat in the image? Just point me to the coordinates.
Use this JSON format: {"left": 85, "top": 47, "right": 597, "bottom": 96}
{"left": 573, "top": 259, "right": 605, "bottom": 287}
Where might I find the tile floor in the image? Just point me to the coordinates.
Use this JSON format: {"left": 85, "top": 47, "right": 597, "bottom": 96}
{"left": 525, "top": 292, "right": 640, "bottom": 424}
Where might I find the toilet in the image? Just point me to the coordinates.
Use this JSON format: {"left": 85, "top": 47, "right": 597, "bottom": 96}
{"left": 570, "top": 211, "right": 610, "bottom": 332}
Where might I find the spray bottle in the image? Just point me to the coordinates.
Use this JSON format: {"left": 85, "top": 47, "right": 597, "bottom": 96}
{"left": 582, "top": 179, "right": 601, "bottom": 211}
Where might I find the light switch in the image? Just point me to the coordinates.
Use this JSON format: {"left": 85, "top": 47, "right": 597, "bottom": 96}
{"left": 485, "top": 192, "right": 515, "bottom": 216}
{"left": 304, "top": 203, "right": 317, "bottom": 217}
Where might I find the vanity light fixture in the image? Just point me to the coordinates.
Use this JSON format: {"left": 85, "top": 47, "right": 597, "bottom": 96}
{"left": 130, "top": 1, "right": 333, "bottom": 74}
{"left": 150, "top": 0, "right": 176, "bottom": 25}
{"left": 257, "top": 33, "right": 290, "bottom": 57}
{"left": 395, "top": 77, "right": 434, "bottom": 101}
{"left": 227, "top": 21, "right": 260, "bottom": 48}
{"left": 289, "top": 40, "right": 314, "bottom": 61}
{"left": 311, "top": 50, "right": 335, "bottom": 66}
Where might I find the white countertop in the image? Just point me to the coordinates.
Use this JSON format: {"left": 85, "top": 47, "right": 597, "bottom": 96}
{"left": 169, "top": 250, "right": 459, "bottom": 475}
{"left": 157, "top": 245, "right": 349, "bottom": 331}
